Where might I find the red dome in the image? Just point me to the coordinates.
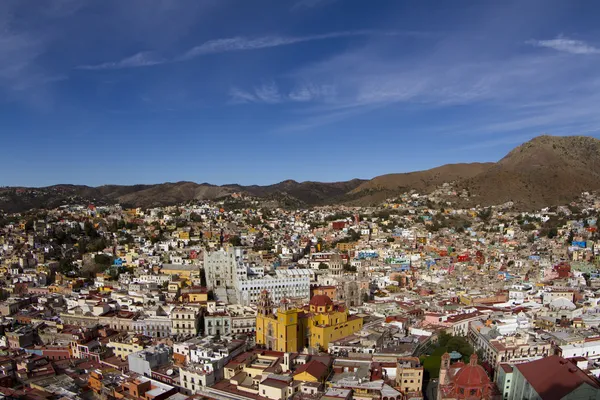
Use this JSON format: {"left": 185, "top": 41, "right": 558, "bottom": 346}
{"left": 453, "top": 364, "right": 490, "bottom": 387}
{"left": 310, "top": 294, "right": 333, "bottom": 308}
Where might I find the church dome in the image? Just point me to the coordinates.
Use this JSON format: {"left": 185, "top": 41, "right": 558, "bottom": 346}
{"left": 453, "top": 354, "right": 490, "bottom": 388}
{"left": 310, "top": 294, "right": 333, "bottom": 308}
{"left": 453, "top": 364, "right": 490, "bottom": 387}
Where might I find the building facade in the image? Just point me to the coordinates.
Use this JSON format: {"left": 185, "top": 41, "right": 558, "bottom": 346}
{"left": 255, "top": 291, "right": 363, "bottom": 352}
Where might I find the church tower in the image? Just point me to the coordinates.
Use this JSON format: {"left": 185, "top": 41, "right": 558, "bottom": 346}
{"left": 277, "top": 298, "right": 301, "bottom": 352}
{"left": 438, "top": 353, "right": 450, "bottom": 386}
{"left": 257, "top": 290, "right": 273, "bottom": 316}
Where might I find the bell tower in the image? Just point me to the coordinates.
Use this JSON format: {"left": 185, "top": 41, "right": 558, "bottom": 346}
{"left": 277, "top": 297, "right": 300, "bottom": 352}
{"left": 439, "top": 352, "right": 451, "bottom": 384}
{"left": 257, "top": 290, "right": 273, "bottom": 316}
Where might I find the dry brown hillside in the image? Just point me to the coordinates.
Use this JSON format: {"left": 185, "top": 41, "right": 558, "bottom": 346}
{"left": 351, "top": 163, "right": 494, "bottom": 194}
{"left": 457, "top": 135, "right": 600, "bottom": 208}
{"left": 2, "top": 135, "right": 598, "bottom": 212}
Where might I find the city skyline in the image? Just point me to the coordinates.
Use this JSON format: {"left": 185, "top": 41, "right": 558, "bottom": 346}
{"left": 2, "top": 0, "right": 600, "bottom": 186}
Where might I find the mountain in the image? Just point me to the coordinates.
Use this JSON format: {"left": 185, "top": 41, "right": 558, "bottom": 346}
{"left": 1, "top": 135, "right": 599, "bottom": 213}
{"left": 0, "top": 179, "right": 366, "bottom": 213}
{"left": 229, "top": 179, "right": 366, "bottom": 205}
{"left": 111, "top": 182, "right": 234, "bottom": 208}
{"left": 455, "top": 135, "right": 600, "bottom": 208}
{"left": 346, "top": 163, "right": 494, "bottom": 205}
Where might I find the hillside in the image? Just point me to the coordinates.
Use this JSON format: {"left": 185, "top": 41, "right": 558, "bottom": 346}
{"left": 457, "top": 135, "right": 600, "bottom": 208}
{"left": 1, "top": 135, "right": 599, "bottom": 213}
{"left": 232, "top": 179, "right": 366, "bottom": 205}
{"left": 347, "top": 163, "right": 494, "bottom": 205}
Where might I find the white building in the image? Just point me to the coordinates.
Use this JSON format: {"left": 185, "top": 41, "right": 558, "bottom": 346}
{"left": 559, "top": 339, "right": 600, "bottom": 360}
{"left": 204, "top": 247, "right": 311, "bottom": 305}
{"left": 236, "top": 269, "right": 311, "bottom": 306}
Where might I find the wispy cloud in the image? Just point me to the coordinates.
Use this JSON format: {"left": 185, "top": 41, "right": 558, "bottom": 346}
{"left": 254, "top": 81, "right": 281, "bottom": 104}
{"left": 289, "top": 82, "right": 336, "bottom": 102}
{"left": 179, "top": 31, "right": 376, "bottom": 60}
{"left": 526, "top": 36, "right": 600, "bottom": 55}
{"left": 229, "top": 87, "right": 258, "bottom": 104}
{"left": 0, "top": 19, "right": 62, "bottom": 108}
{"left": 78, "top": 30, "right": 399, "bottom": 70}
{"left": 291, "top": 0, "right": 337, "bottom": 11}
{"left": 230, "top": 81, "right": 336, "bottom": 104}
{"left": 77, "top": 51, "right": 164, "bottom": 70}
{"left": 256, "top": 30, "right": 600, "bottom": 135}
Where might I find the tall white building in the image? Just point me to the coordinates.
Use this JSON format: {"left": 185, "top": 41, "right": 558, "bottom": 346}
{"left": 236, "top": 269, "right": 311, "bottom": 306}
{"left": 204, "top": 247, "right": 311, "bottom": 305}
{"left": 204, "top": 247, "right": 247, "bottom": 287}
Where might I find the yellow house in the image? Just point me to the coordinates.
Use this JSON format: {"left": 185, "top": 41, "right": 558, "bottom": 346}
{"left": 161, "top": 264, "right": 198, "bottom": 279}
{"left": 292, "top": 359, "right": 329, "bottom": 383}
{"left": 336, "top": 242, "right": 357, "bottom": 252}
{"left": 179, "top": 231, "right": 190, "bottom": 240}
{"left": 168, "top": 281, "right": 183, "bottom": 292}
{"left": 395, "top": 357, "right": 424, "bottom": 393}
{"left": 180, "top": 288, "right": 208, "bottom": 303}
{"left": 256, "top": 292, "right": 363, "bottom": 352}
{"left": 48, "top": 285, "right": 62, "bottom": 294}
{"left": 107, "top": 336, "right": 149, "bottom": 360}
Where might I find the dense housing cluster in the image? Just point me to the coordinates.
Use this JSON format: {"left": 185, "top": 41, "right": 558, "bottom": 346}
{"left": 0, "top": 188, "right": 600, "bottom": 399}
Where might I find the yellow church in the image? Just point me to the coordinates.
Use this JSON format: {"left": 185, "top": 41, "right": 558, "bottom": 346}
{"left": 255, "top": 291, "right": 363, "bottom": 352}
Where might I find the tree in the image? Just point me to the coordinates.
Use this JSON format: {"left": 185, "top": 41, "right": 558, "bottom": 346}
{"left": 58, "top": 258, "right": 77, "bottom": 275}
{"left": 318, "top": 263, "right": 329, "bottom": 270}
{"left": 24, "top": 218, "right": 34, "bottom": 232}
{"left": 94, "top": 254, "right": 112, "bottom": 266}
{"left": 347, "top": 229, "right": 361, "bottom": 242}
{"left": 343, "top": 264, "right": 357, "bottom": 272}
{"left": 478, "top": 208, "right": 492, "bottom": 222}
{"left": 190, "top": 212, "right": 203, "bottom": 222}
{"left": 229, "top": 235, "right": 243, "bottom": 246}
{"left": 200, "top": 268, "right": 207, "bottom": 287}
{"left": 362, "top": 292, "right": 370, "bottom": 303}
{"left": 84, "top": 221, "right": 99, "bottom": 238}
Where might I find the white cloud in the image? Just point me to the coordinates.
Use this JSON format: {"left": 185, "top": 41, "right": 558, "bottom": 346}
{"left": 254, "top": 82, "right": 281, "bottom": 104}
{"left": 289, "top": 82, "right": 336, "bottom": 102}
{"left": 229, "top": 82, "right": 282, "bottom": 104}
{"left": 527, "top": 36, "right": 600, "bottom": 55}
{"left": 79, "top": 30, "right": 396, "bottom": 70}
{"left": 77, "top": 51, "right": 164, "bottom": 70}
{"left": 179, "top": 30, "right": 393, "bottom": 60}
{"left": 229, "top": 87, "right": 257, "bottom": 104}
{"left": 260, "top": 31, "right": 600, "bottom": 135}
{"left": 0, "top": 12, "right": 65, "bottom": 109}
{"left": 230, "top": 81, "right": 337, "bottom": 105}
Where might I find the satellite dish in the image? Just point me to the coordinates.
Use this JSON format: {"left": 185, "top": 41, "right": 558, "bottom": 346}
{"left": 166, "top": 369, "right": 174, "bottom": 376}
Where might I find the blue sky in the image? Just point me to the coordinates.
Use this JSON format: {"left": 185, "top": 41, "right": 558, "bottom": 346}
{"left": 2, "top": 0, "right": 600, "bottom": 187}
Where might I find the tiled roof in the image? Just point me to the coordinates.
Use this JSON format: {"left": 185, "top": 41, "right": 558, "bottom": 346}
{"left": 293, "top": 360, "right": 328, "bottom": 380}
{"left": 516, "top": 356, "right": 600, "bottom": 400}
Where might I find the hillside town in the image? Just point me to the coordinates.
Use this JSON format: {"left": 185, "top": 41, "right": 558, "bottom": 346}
{"left": 1, "top": 188, "right": 600, "bottom": 400}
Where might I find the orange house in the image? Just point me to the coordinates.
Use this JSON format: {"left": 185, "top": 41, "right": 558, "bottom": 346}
{"left": 311, "top": 286, "right": 336, "bottom": 299}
